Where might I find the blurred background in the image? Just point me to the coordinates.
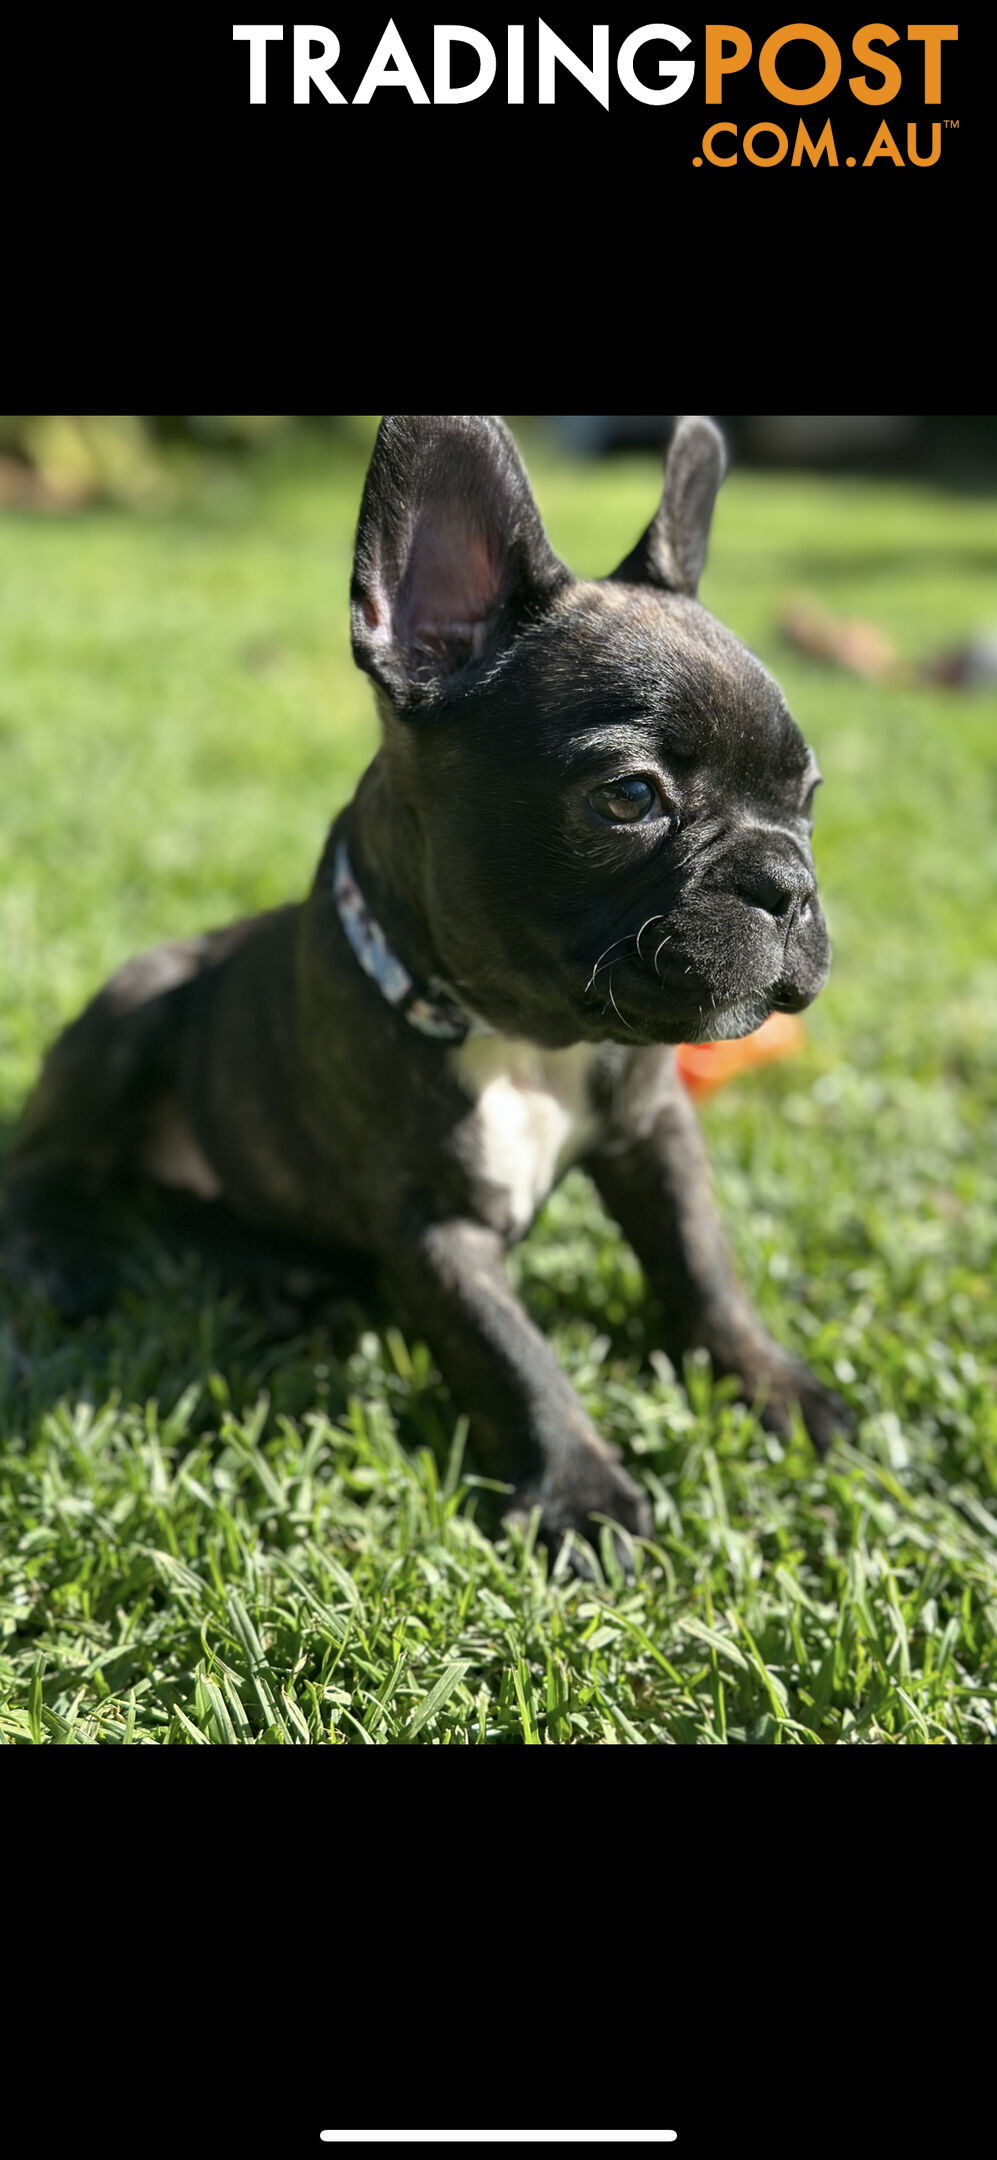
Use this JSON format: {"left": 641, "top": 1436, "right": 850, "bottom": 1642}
{"left": 2, "top": 413, "right": 997, "bottom": 508}
{"left": 552, "top": 414, "right": 997, "bottom": 483}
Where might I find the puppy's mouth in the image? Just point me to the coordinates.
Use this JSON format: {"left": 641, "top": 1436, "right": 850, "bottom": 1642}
{"left": 579, "top": 893, "right": 829, "bottom": 1045}
{"left": 581, "top": 950, "right": 816, "bottom": 1046}
{"left": 677, "top": 995, "right": 777, "bottom": 1043}
{"left": 605, "top": 990, "right": 774, "bottom": 1046}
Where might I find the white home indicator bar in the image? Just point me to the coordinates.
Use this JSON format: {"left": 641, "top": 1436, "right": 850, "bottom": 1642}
{"left": 320, "top": 2137, "right": 678, "bottom": 2146}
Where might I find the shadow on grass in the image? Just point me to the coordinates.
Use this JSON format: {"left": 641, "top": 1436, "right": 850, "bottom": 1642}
{"left": 0, "top": 1121, "right": 374, "bottom": 1450}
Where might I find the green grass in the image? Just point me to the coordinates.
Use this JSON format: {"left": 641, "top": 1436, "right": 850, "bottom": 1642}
{"left": 1, "top": 422, "right": 995, "bottom": 1743}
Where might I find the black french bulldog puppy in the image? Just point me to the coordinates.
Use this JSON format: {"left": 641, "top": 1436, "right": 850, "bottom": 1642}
{"left": 2, "top": 415, "right": 851, "bottom": 1561}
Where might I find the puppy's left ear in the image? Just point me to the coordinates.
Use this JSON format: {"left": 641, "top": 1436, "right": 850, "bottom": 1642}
{"left": 351, "top": 415, "right": 569, "bottom": 713}
{"left": 610, "top": 415, "right": 727, "bottom": 598}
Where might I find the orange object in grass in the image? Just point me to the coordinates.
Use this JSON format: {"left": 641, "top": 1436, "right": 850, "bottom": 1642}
{"left": 675, "top": 1011, "right": 806, "bottom": 1099}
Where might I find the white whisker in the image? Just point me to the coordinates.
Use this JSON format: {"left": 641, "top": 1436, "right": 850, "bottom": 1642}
{"left": 652, "top": 933, "right": 671, "bottom": 979}
{"left": 607, "top": 967, "right": 636, "bottom": 1031}
{"left": 584, "top": 932, "right": 637, "bottom": 996}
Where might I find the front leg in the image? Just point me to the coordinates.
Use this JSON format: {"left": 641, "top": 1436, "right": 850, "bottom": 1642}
{"left": 383, "top": 1218, "right": 652, "bottom": 1560}
{"left": 588, "top": 1075, "right": 851, "bottom": 1456}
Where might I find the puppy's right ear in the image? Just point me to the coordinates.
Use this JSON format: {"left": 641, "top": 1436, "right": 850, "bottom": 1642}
{"left": 351, "top": 415, "right": 568, "bottom": 712}
{"left": 610, "top": 415, "right": 727, "bottom": 599}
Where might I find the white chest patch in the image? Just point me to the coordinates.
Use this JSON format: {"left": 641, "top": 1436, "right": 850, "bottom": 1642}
{"left": 450, "top": 1035, "right": 604, "bottom": 1235}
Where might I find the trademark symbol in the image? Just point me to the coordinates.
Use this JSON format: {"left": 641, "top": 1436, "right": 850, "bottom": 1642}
{"left": 944, "top": 117, "right": 959, "bottom": 127}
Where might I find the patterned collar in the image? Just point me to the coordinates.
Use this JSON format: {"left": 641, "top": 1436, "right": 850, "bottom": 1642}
{"left": 333, "top": 838, "right": 486, "bottom": 1042}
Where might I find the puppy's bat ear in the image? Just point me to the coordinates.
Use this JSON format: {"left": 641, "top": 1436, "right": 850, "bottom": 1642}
{"left": 351, "top": 415, "right": 568, "bottom": 712}
{"left": 609, "top": 415, "right": 727, "bottom": 598}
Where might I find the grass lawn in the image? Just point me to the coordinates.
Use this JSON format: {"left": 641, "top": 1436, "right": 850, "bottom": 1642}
{"left": 0, "top": 422, "right": 995, "bottom": 1744}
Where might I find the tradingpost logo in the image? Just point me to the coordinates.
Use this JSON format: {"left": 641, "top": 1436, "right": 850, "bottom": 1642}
{"left": 232, "top": 21, "right": 960, "bottom": 168}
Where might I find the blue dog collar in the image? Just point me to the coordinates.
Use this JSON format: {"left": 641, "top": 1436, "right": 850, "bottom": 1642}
{"left": 332, "top": 839, "right": 480, "bottom": 1042}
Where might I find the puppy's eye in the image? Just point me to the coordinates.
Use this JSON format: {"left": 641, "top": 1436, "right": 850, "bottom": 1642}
{"left": 589, "top": 776, "right": 661, "bottom": 824}
{"left": 802, "top": 775, "right": 823, "bottom": 819}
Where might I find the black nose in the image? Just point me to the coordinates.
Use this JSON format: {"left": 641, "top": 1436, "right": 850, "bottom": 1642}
{"left": 738, "top": 854, "right": 814, "bottom": 921}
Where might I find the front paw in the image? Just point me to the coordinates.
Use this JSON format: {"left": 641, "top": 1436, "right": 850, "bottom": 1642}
{"left": 740, "top": 1348, "right": 854, "bottom": 1457}
{"left": 506, "top": 1453, "right": 653, "bottom": 1575}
